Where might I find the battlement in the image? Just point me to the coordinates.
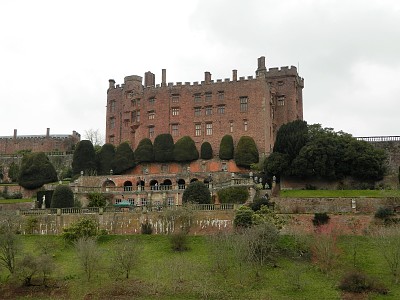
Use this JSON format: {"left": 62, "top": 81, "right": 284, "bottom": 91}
{"left": 108, "top": 56, "right": 302, "bottom": 92}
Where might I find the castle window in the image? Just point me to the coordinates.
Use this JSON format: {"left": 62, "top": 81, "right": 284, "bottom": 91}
{"left": 148, "top": 126, "right": 155, "bottom": 138}
{"left": 148, "top": 110, "right": 155, "bottom": 120}
{"left": 172, "top": 107, "right": 180, "bottom": 116}
{"left": 194, "top": 107, "right": 202, "bottom": 117}
{"left": 132, "top": 110, "right": 140, "bottom": 122}
{"left": 148, "top": 97, "right": 155, "bottom": 105}
{"left": 195, "top": 123, "right": 202, "bottom": 136}
{"left": 278, "top": 81, "right": 284, "bottom": 86}
{"left": 206, "top": 123, "right": 213, "bottom": 136}
{"left": 240, "top": 97, "right": 248, "bottom": 112}
{"left": 109, "top": 136, "right": 114, "bottom": 143}
{"left": 167, "top": 197, "right": 175, "bottom": 206}
{"left": 172, "top": 94, "right": 180, "bottom": 103}
{"left": 277, "top": 96, "right": 285, "bottom": 106}
{"left": 218, "top": 91, "right": 224, "bottom": 101}
{"left": 194, "top": 93, "right": 201, "bottom": 103}
{"left": 205, "top": 106, "right": 213, "bottom": 116}
{"left": 205, "top": 92, "right": 212, "bottom": 102}
{"left": 109, "top": 118, "right": 115, "bottom": 129}
{"left": 109, "top": 100, "right": 116, "bottom": 113}
{"left": 217, "top": 105, "right": 225, "bottom": 114}
{"left": 171, "top": 124, "right": 179, "bottom": 136}
{"left": 131, "top": 98, "right": 140, "bottom": 107}
{"left": 230, "top": 121, "right": 234, "bottom": 133}
{"left": 244, "top": 120, "right": 248, "bottom": 132}
{"left": 141, "top": 198, "right": 148, "bottom": 206}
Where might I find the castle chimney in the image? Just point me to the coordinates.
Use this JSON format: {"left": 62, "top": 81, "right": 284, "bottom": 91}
{"left": 13, "top": 129, "right": 17, "bottom": 139}
{"left": 205, "top": 71, "right": 212, "bottom": 84}
{"left": 108, "top": 79, "right": 115, "bottom": 89}
{"left": 161, "top": 69, "right": 166, "bottom": 87}
{"left": 144, "top": 71, "right": 155, "bottom": 87}
{"left": 46, "top": 128, "right": 50, "bottom": 138}
{"left": 232, "top": 70, "right": 238, "bottom": 81}
{"left": 256, "top": 56, "right": 267, "bottom": 77}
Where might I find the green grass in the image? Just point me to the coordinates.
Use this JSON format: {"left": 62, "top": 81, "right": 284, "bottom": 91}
{"left": 280, "top": 189, "right": 400, "bottom": 198}
{"left": 0, "top": 198, "right": 32, "bottom": 204}
{"left": 1, "top": 233, "right": 400, "bottom": 299}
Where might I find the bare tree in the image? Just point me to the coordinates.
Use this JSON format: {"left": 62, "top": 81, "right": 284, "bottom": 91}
{"left": 75, "top": 237, "right": 101, "bottom": 281}
{"left": 110, "top": 238, "right": 141, "bottom": 279}
{"left": 0, "top": 214, "right": 22, "bottom": 274}
{"left": 84, "top": 128, "right": 104, "bottom": 147}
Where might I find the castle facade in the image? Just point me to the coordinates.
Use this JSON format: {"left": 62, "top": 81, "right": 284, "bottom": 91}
{"left": 106, "top": 56, "right": 304, "bottom": 156}
{"left": 0, "top": 128, "right": 80, "bottom": 155}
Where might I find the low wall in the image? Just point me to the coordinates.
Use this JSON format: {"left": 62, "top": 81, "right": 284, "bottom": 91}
{"left": 18, "top": 210, "right": 235, "bottom": 235}
{"left": 273, "top": 197, "right": 393, "bottom": 214}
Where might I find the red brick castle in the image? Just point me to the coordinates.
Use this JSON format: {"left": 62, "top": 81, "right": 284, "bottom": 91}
{"left": 106, "top": 56, "right": 304, "bottom": 156}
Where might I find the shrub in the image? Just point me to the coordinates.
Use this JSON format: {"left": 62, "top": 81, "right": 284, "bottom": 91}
{"left": 62, "top": 217, "right": 99, "bottom": 242}
{"left": 135, "top": 138, "right": 154, "bottom": 163}
{"left": 200, "top": 142, "right": 213, "bottom": 160}
{"left": 170, "top": 231, "right": 189, "bottom": 252}
{"left": 173, "top": 136, "right": 199, "bottom": 162}
{"left": 234, "top": 206, "right": 254, "bottom": 228}
{"left": 141, "top": 221, "right": 153, "bottom": 234}
{"left": 182, "top": 181, "right": 211, "bottom": 204}
{"left": 250, "top": 195, "right": 270, "bottom": 211}
{"left": 18, "top": 152, "right": 58, "bottom": 189}
{"left": 50, "top": 185, "right": 74, "bottom": 208}
{"left": 217, "top": 187, "right": 249, "bottom": 204}
{"left": 312, "top": 212, "right": 330, "bottom": 226}
{"left": 8, "top": 162, "right": 20, "bottom": 183}
{"left": 219, "top": 135, "right": 234, "bottom": 160}
{"left": 339, "top": 270, "right": 388, "bottom": 294}
{"left": 234, "top": 136, "right": 259, "bottom": 168}
{"left": 87, "top": 192, "right": 109, "bottom": 207}
{"left": 154, "top": 134, "right": 174, "bottom": 162}
{"left": 375, "top": 207, "right": 395, "bottom": 220}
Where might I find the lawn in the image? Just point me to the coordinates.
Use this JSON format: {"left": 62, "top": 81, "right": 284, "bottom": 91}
{"left": 280, "top": 189, "right": 400, "bottom": 198}
{"left": 1, "top": 233, "right": 400, "bottom": 299}
{"left": 0, "top": 198, "right": 32, "bottom": 204}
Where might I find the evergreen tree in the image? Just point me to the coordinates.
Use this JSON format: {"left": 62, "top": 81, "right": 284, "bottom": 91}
{"left": 219, "top": 135, "right": 234, "bottom": 160}
{"left": 173, "top": 136, "right": 199, "bottom": 162}
{"left": 18, "top": 152, "right": 58, "bottom": 189}
{"left": 234, "top": 136, "right": 259, "bottom": 168}
{"left": 96, "top": 143, "right": 115, "bottom": 175}
{"left": 72, "top": 140, "right": 96, "bottom": 176}
{"left": 135, "top": 138, "right": 154, "bottom": 163}
{"left": 153, "top": 134, "right": 174, "bottom": 162}
{"left": 111, "top": 142, "right": 135, "bottom": 174}
{"left": 182, "top": 181, "right": 211, "bottom": 204}
{"left": 200, "top": 142, "right": 213, "bottom": 160}
{"left": 50, "top": 185, "right": 74, "bottom": 208}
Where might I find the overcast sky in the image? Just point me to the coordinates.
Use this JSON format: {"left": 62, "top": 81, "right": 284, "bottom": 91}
{"left": 0, "top": 0, "right": 399, "bottom": 140}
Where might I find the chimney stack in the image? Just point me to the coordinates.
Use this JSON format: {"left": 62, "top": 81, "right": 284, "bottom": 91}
{"left": 205, "top": 71, "right": 212, "bottom": 84}
{"left": 108, "top": 79, "right": 115, "bottom": 89}
{"left": 144, "top": 71, "right": 155, "bottom": 87}
{"left": 256, "top": 56, "right": 267, "bottom": 77}
{"left": 13, "top": 129, "right": 17, "bottom": 140}
{"left": 46, "top": 128, "right": 50, "bottom": 138}
{"left": 232, "top": 69, "right": 238, "bottom": 81}
{"left": 161, "top": 69, "right": 166, "bottom": 87}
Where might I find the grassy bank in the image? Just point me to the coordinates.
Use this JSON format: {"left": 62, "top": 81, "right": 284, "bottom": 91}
{"left": 1, "top": 234, "right": 400, "bottom": 299}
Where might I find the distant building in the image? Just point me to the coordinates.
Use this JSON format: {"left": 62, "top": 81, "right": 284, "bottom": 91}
{"left": 106, "top": 56, "right": 304, "bottom": 156}
{"left": 0, "top": 128, "right": 80, "bottom": 155}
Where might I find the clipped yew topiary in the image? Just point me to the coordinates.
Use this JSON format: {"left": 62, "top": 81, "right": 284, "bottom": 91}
{"left": 234, "top": 136, "right": 259, "bottom": 168}
{"left": 96, "top": 143, "right": 115, "bottom": 175}
{"left": 135, "top": 138, "right": 154, "bottom": 163}
{"left": 72, "top": 140, "right": 96, "bottom": 176}
{"left": 217, "top": 186, "right": 249, "bottom": 204}
{"left": 182, "top": 181, "right": 211, "bottom": 204}
{"left": 200, "top": 142, "right": 213, "bottom": 160}
{"left": 173, "top": 136, "right": 199, "bottom": 162}
{"left": 50, "top": 185, "right": 74, "bottom": 208}
{"left": 18, "top": 152, "right": 58, "bottom": 189}
{"left": 112, "top": 142, "right": 135, "bottom": 174}
{"left": 154, "top": 134, "right": 174, "bottom": 162}
{"left": 219, "top": 135, "right": 234, "bottom": 160}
